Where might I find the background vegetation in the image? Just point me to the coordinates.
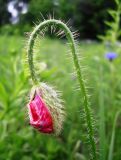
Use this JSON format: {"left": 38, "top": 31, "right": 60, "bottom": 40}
{"left": 0, "top": 0, "right": 121, "bottom": 160}
{"left": 0, "top": 0, "right": 119, "bottom": 39}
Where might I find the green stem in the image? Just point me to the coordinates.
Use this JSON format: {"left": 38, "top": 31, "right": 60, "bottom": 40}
{"left": 99, "top": 66, "right": 106, "bottom": 160}
{"left": 108, "top": 110, "right": 121, "bottom": 160}
{"left": 27, "top": 19, "right": 97, "bottom": 160}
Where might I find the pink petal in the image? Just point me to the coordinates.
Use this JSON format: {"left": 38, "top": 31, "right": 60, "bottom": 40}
{"left": 28, "top": 94, "right": 54, "bottom": 134}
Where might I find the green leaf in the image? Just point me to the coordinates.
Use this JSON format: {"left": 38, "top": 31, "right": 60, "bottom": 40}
{"left": 0, "top": 82, "right": 8, "bottom": 107}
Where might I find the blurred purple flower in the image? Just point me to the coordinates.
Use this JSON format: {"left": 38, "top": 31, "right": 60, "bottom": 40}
{"left": 105, "top": 52, "right": 118, "bottom": 61}
{"left": 7, "top": 0, "right": 28, "bottom": 24}
{"left": 10, "top": 16, "right": 19, "bottom": 24}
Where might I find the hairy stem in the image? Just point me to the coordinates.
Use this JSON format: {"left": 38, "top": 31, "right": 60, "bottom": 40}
{"left": 27, "top": 19, "right": 97, "bottom": 160}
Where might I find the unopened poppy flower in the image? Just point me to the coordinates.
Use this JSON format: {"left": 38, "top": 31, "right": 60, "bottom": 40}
{"left": 28, "top": 94, "right": 54, "bottom": 133}
{"left": 27, "top": 83, "right": 65, "bottom": 135}
{"left": 105, "top": 52, "right": 118, "bottom": 61}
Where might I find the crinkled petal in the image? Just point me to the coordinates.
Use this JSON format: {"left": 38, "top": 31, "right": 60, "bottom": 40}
{"left": 28, "top": 94, "right": 54, "bottom": 133}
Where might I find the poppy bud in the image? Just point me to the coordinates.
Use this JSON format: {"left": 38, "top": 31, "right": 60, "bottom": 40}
{"left": 27, "top": 83, "right": 65, "bottom": 135}
{"left": 28, "top": 94, "right": 54, "bottom": 133}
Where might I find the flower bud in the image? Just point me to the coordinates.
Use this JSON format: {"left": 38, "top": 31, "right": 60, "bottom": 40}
{"left": 28, "top": 94, "right": 54, "bottom": 133}
{"left": 27, "top": 83, "right": 65, "bottom": 135}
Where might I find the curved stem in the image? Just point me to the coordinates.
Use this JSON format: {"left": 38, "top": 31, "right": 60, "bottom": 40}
{"left": 27, "top": 19, "right": 97, "bottom": 160}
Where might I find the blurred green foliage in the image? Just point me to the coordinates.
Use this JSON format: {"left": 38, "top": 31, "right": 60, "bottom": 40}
{"left": 0, "top": 1, "right": 121, "bottom": 159}
{"left": 0, "top": 36, "right": 121, "bottom": 159}
{"left": 0, "top": 0, "right": 119, "bottom": 39}
{"left": 99, "top": 0, "right": 121, "bottom": 44}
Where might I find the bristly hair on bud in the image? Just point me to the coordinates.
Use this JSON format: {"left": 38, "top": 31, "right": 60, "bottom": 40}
{"left": 28, "top": 82, "right": 65, "bottom": 135}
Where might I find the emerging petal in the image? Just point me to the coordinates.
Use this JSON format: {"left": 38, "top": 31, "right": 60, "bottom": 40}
{"left": 27, "top": 83, "right": 65, "bottom": 135}
{"left": 28, "top": 94, "right": 54, "bottom": 134}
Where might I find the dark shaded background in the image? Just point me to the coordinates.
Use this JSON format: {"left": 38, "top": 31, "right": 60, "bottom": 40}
{"left": 0, "top": 0, "right": 118, "bottom": 39}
